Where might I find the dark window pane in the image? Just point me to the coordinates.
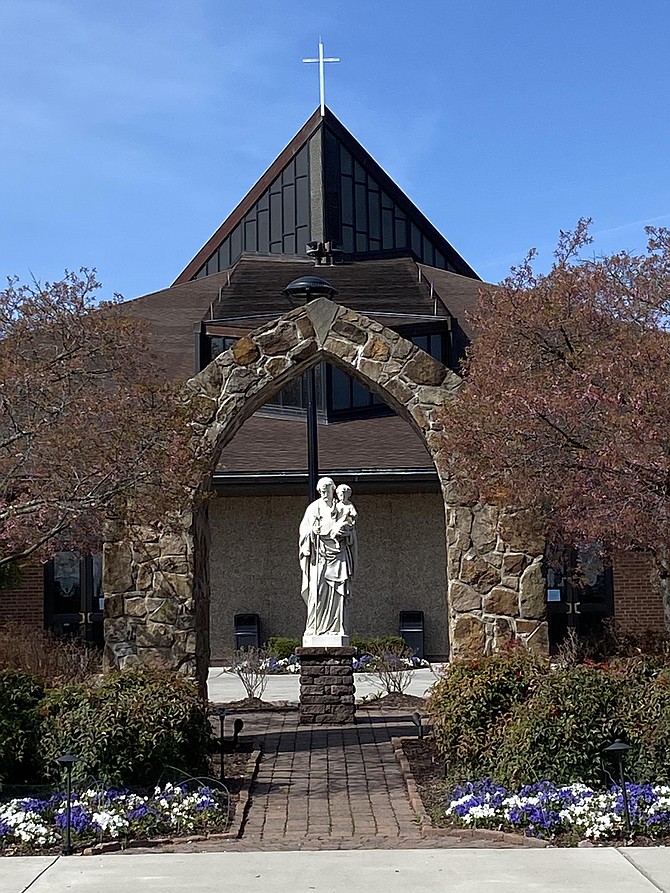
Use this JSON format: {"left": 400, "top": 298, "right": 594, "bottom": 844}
{"left": 422, "top": 235, "right": 435, "bottom": 267}
{"left": 369, "top": 190, "right": 381, "bottom": 240}
{"left": 283, "top": 183, "right": 295, "bottom": 234}
{"left": 382, "top": 208, "right": 394, "bottom": 248}
{"left": 411, "top": 223, "right": 421, "bottom": 256}
{"left": 341, "top": 175, "right": 354, "bottom": 226}
{"left": 413, "top": 335, "right": 429, "bottom": 353}
{"left": 270, "top": 191, "right": 282, "bottom": 239}
{"left": 352, "top": 380, "right": 370, "bottom": 408}
{"left": 283, "top": 233, "right": 296, "bottom": 254}
{"left": 244, "top": 218, "right": 257, "bottom": 252}
{"left": 295, "top": 144, "right": 308, "bottom": 177}
{"left": 257, "top": 209, "right": 270, "bottom": 253}
{"left": 340, "top": 146, "right": 353, "bottom": 175}
{"left": 381, "top": 191, "right": 393, "bottom": 210}
{"left": 331, "top": 365, "right": 350, "bottom": 410}
{"left": 230, "top": 225, "right": 242, "bottom": 261}
{"left": 395, "top": 216, "right": 407, "bottom": 247}
{"left": 296, "top": 225, "right": 308, "bottom": 255}
{"left": 434, "top": 250, "right": 445, "bottom": 269}
{"left": 221, "top": 239, "right": 231, "bottom": 268}
{"left": 282, "top": 158, "right": 295, "bottom": 184}
{"left": 354, "top": 160, "right": 365, "bottom": 184}
{"left": 257, "top": 190, "right": 269, "bottom": 212}
{"left": 355, "top": 183, "right": 367, "bottom": 231}
{"left": 296, "top": 176, "right": 309, "bottom": 229}
{"left": 356, "top": 231, "right": 368, "bottom": 252}
{"left": 342, "top": 225, "right": 355, "bottom": 253}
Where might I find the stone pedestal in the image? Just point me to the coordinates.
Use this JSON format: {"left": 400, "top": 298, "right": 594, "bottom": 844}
{"left": 297, "top": 646, "right": 356, "bottom": 725}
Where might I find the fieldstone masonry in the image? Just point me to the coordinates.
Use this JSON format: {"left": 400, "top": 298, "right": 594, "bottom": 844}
{"left": 297, "top": 647, "right": 356, "bottom": 724}
{"left": 103, "top": 297, "right": 548, "bottom": 691}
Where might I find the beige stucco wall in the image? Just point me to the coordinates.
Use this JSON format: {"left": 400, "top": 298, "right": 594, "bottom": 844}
{"left": 208, "top": 491, "right": 449, "bottom": 660}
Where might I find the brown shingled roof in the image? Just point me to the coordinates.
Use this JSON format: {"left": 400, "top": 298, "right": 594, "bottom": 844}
{"left": 120, "top": 253, "right": 491, "bottom": 380}
{"left": 218, "top": 412, "right": 433, "bottom": 473}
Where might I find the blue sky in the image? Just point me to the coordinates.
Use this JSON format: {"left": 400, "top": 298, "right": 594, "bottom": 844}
{"left": 1, "top": 0, "right": 668, "bottom": 298}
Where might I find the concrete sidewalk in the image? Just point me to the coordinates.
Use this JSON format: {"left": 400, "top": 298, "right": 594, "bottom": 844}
{"left": 207, "top": 665, "right": 440, "bottom": 703}
{"left": 6, "top": 849, "right": 670, "bottom": 892}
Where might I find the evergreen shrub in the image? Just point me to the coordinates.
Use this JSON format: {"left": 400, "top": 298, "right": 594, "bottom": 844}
{"left": 266, "top": 637, "right": 300, "bottom": 659}
{"left": 39, "top": 669, "right": 214, "bottom": 787}
{"left": 427, "top": 653, "right": 670, "bottom": 788}
{"left": 426, "top": 649, "right": 545, "bottom": 783}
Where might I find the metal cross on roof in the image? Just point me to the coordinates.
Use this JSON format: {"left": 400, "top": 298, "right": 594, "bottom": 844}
{"left": 302, "top": 40, "right": 340, "bottom": 117}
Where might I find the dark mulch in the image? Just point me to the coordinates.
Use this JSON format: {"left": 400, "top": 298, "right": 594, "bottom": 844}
{"left": 210, "top": 742, "right": 254, "bottom": 796}
{"left": 359, "top": 692, "right": 427, "bottom": 710}
{"left": 401, "top": 737, "right": 452, "bottom": 826}
{"left": 216, "top": 697, "right": 298, "bottom": 712}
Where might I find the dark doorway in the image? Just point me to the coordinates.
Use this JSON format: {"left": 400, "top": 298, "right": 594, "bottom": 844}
{"left": 546, "top": 544, "right": 614, "bottom": 654}
{"left": 44, "top": 552, "right": 104, "bottom": 647}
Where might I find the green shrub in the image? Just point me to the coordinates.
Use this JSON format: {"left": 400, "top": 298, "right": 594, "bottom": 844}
{"left": 266, "top": 637, "right": 300, "bottom": 659}
{"left": 39, "top": 669, "right": 215, "bottom": 787}
{"left": 626, "top": 668, "right": 670, "bottom": 784}
{"left": 426, "top": 649, "right": 545, "bottom": 782}
{"left": 351, "top": 635, "right": 407, "bottom": 655}
{"left": 0, "top": 670, "right": 44, "bottom": 784}
{"left": 492, "top": 663, "right": 638, "bottom": 787}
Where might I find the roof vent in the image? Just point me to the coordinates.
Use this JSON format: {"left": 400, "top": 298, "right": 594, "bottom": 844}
{"left": 282, "top": 275, "right": 338, "bottom": 300}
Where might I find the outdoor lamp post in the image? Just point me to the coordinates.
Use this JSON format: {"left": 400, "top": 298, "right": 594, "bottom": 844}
{"left": 411, "top": 711, "right": 424, "bottom": 739}
{"left": 56, "top": 752, "right": 77, "bottom": 855}
{"left": 212, "top": 706, "right": 227, "bottom": 781}
{"left": 602, "top": 738, "right": 632, "bottom": 834}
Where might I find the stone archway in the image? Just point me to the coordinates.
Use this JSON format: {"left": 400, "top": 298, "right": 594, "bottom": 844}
{"left": 103, "top": 298, "right": 548, "bottom": 691}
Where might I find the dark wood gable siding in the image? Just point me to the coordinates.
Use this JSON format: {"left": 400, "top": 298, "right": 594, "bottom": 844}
{"left": 321, "top": 115, "right": 479, "bottom": 280}
{"left": 173, "top": 107, "right": 479, "bottom": 286}
{"left": 194, "top": 139, "right": 313, "bottom": 279}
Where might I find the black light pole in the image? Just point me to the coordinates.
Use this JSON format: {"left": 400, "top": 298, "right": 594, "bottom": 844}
{"left": 306, "top": 366, "right": 320, "bottom": 497}
{"left": 603, "top": 738, "right": 632, "bottom": 834}
{"left": 281, "top": 275, "right": 337, "bottom": 498}
{"left": 56, "top": 752, "right": 77, "bottom": 855}
{"left": 212, "top": 706, "right": 227, "bottom": 781}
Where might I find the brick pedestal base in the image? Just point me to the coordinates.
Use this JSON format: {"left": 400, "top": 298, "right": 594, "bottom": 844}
{"left": 297, "top": 646, "right": 356, "bottom": 724}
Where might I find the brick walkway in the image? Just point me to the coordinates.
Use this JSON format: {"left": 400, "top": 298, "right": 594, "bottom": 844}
{"left": 232, "top": 709, "right": 520, "bottom": 851}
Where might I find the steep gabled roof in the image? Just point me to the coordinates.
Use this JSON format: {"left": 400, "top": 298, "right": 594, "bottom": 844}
{"left": 173, "top": 107, "right": 479, "bottom": 284}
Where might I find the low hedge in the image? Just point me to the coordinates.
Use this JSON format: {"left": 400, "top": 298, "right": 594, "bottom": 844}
{"left": 0, "top": 669, "right": 214, "bottom": 788}
{"left": 427, "top": 652, "right": 670, "bottom": 788}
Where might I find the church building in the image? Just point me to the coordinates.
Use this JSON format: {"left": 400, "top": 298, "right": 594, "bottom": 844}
{"left": 2, "top": 106, "right": 664, "bottom": 660}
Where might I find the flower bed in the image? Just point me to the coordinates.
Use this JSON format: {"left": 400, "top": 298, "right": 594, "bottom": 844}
{"left": 247, "top": 653, "right": 430, "bottom": 674}
{"left": 447, "top": 780, "right": 670, "bottom": 842}
{"left": 0, "top": 782, "right": 231, "bottom": 854}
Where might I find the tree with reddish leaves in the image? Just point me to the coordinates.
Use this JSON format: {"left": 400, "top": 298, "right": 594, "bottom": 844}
{"left": 0, "top": 270, "right": 197, "bottom": 570}
{"left": 443, "top": 220, "right": 670, "bottom": 614}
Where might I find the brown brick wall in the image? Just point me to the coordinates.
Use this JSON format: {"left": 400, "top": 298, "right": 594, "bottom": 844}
{"left": 613, "top": 551, "right": 666, "bottom": 636}
{"left": 0, "top": 560, "right": 44, "bottom": 630}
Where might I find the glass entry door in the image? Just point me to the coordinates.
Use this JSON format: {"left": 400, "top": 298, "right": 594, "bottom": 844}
{"left": 546, "top": 544, "right": 614, "bottom": 653}
{"left": 44, "top": 552, "right": 104, "bottom": 647}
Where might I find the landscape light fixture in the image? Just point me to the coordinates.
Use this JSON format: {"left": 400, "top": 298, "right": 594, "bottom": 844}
{"left": 233, "top": 718, "right": 245, "bottom": 749}
{"left": 411, "top": 711, "right": 424, "bottom": 739}
{"left": 211, "top": 706, "right": 228, "bottom": 781}
{"left": 56, "top": 752, "right": 77, "bottom": 855}
{"left": 602, "top": 738, "right": 633, "bottom": 834}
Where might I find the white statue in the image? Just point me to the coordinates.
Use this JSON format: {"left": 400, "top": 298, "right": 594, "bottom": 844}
{"left": 299, "top": 477, "right": 358, "bottom": 647}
